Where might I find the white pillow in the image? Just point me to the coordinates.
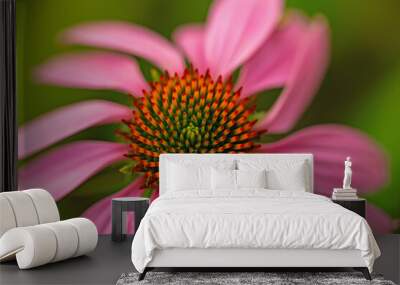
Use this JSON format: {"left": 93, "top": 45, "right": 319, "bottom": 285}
{"left": 211, "top": 168, "right": 236, "bottom": 190}
{"left": 167, "top": 162, "right": 211, "bottom": 191}
{"left": 238, "top": 159, "right": 308, "bottom": 191}
{"left": 236, "top": 169, "right": 267, "bottom": 189}
{"left": 211, "top": 169, "right": 267, "bottom": 190}
{"left": 268, "top": 163, "right": 308, "bottom": 191}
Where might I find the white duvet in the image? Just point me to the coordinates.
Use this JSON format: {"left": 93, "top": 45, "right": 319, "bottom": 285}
{"left": 131, "top": 190, "right": 380, "bottom": 272}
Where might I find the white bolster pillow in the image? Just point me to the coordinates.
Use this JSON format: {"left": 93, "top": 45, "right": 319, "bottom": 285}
{"left": 0, "top": 189, "right": 60, "bottom": 238}
{"left": 0, "top": 191, "right": 40, "bottom": 227}
{"left": 24, "top": 189, "right": 60, "bottom": 223}
{"left": 0, "top": 196, "right": 17, "bottom": 237}
{"left": 64, "top": 218, "right": 98, "bottom": 257}
{"left": 0, "top": 226, "right": 57, "bottom": 268}
{"left": 0, "top": 218, "right": 98, "bottom": 269}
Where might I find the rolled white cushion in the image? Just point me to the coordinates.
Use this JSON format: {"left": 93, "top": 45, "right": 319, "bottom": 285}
{"left": 0, "top": 190, "right": 60, "bottom": 238}
{"left": 42, "top": 221, "right": 79, "bottom": 262}
{"left": 24, "top": 189, "right": 60, "bottom": 223}
{"left": 0, "top": 196, "right": 17, "bottom": 237}
{"left": 0, "top": 226, "right": 57, "bottom": 269}
{"left": 0, "top": 218, "right": 98, "bottom": 269}
{"left": 0, "top": 191, "right": 39, "bottom": 227}
{"left": 65, "top": 218, "right": 98, "bottom": 257}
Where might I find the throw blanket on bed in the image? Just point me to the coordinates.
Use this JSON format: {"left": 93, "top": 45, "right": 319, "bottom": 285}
{"left": 131, "top": 190, "right": 380, "bottom": 272}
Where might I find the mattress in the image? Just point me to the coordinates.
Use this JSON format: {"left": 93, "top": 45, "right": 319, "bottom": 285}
{"left": 131, "top": 190, "right": 380, "bottom": 272}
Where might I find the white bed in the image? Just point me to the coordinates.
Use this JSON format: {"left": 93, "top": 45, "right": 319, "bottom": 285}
{"left": 131, "top": 154, "right": 380, "bottom": 280}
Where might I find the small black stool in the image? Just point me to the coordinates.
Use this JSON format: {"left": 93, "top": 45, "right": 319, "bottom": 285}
{"left": 332, "top": 198, "right": 366, "bottom": 218}
{"left": 111, "top": 197, "right": 149, "bottom": 242}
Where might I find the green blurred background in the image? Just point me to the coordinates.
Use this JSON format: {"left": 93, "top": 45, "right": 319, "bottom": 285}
{"left": 16, "top": 0, "right": 400, "bottom": 228}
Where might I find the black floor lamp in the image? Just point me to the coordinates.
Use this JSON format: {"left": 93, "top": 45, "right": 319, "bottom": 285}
{"left": 0, "top": 0, "right": 17, "bottom": 192}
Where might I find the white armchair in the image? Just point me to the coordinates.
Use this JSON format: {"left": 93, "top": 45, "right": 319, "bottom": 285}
{"left": 0, "top": 189, "right": 98, "bottom": 269}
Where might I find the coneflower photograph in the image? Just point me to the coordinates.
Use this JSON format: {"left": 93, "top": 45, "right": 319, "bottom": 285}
{"left": 1, "top": 0, "right": 399, "bottom": 284}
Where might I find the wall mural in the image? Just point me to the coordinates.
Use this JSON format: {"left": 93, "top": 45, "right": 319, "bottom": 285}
{"left": 17, "top": 0, "right": 400, "bottom": 234}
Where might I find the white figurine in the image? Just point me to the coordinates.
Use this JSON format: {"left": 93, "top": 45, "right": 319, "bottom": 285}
{"left": 342, "top": 157, "right": 352, "bottom": 189}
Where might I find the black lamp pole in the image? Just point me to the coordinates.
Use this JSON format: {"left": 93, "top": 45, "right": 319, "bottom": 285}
{"left": 0, "top": 0, "right": 17, "bottom": 192}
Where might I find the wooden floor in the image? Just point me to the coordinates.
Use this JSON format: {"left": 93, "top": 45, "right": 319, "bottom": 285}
{"left": 0, "top": 235, "right": 399, "bottom": 285}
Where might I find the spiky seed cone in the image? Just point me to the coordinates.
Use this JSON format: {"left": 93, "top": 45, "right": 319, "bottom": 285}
{"left": 124, "top": 68, "right": 265, "bottom": 187}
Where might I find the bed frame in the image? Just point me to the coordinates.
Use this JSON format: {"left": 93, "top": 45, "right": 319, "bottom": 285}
{"left": 139, "top": 154, "right": 371, "bottom": 280}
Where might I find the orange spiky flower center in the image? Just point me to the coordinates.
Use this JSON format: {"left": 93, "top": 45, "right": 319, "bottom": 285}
{"left": 124, "top": 68, "right": 265, "bottom": 187}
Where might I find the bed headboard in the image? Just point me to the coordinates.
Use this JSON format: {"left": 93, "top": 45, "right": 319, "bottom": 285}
{"left": 159, "top": 153, "right": 314, "bottom": 195}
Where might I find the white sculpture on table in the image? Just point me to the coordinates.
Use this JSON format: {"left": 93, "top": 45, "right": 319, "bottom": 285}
{"left": 342, "top": 156, "right": 352, "bottom": 189}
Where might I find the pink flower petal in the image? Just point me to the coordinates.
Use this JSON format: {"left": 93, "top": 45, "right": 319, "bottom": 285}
{"left": 205, "top": 0, "right": 283, "bottom": 78}
{"left": 255, "top": 16, "right": 330, "bottom": 134}
{"left": 34, "top": 52, "right": 148, "bottom": 95}
{"left": 18, "top": 100, "right": 132, "bottom": 159}
{"left": 257, "top": 124, "right": 389, "bottom": 196}
{"left": 150, "top": 188, "right": 159, "bottom": 202}
{"left": 19, "top": 141, "right": 129, "bottom": 201}
{"left": 237, "top": 13, "right": 309, "bottom": 97}
{"left": 82, "top": 177, "right": 145, "bottom": 234}
{"left": 61, "top": 21, "right": 185, "bottom": 73}
{"left": 257, "top": 124, "right": 392, "bottom": 232}
{"left": 366, "top": 204, "right": 395, "bottom": 234}
{"left": 173, "top": 24, "right": 208, "bottom": 74}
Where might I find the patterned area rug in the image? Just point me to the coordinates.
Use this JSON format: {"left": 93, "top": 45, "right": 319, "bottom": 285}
{"left": 116, "top": 272, "right": 395, "bottom": 285}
